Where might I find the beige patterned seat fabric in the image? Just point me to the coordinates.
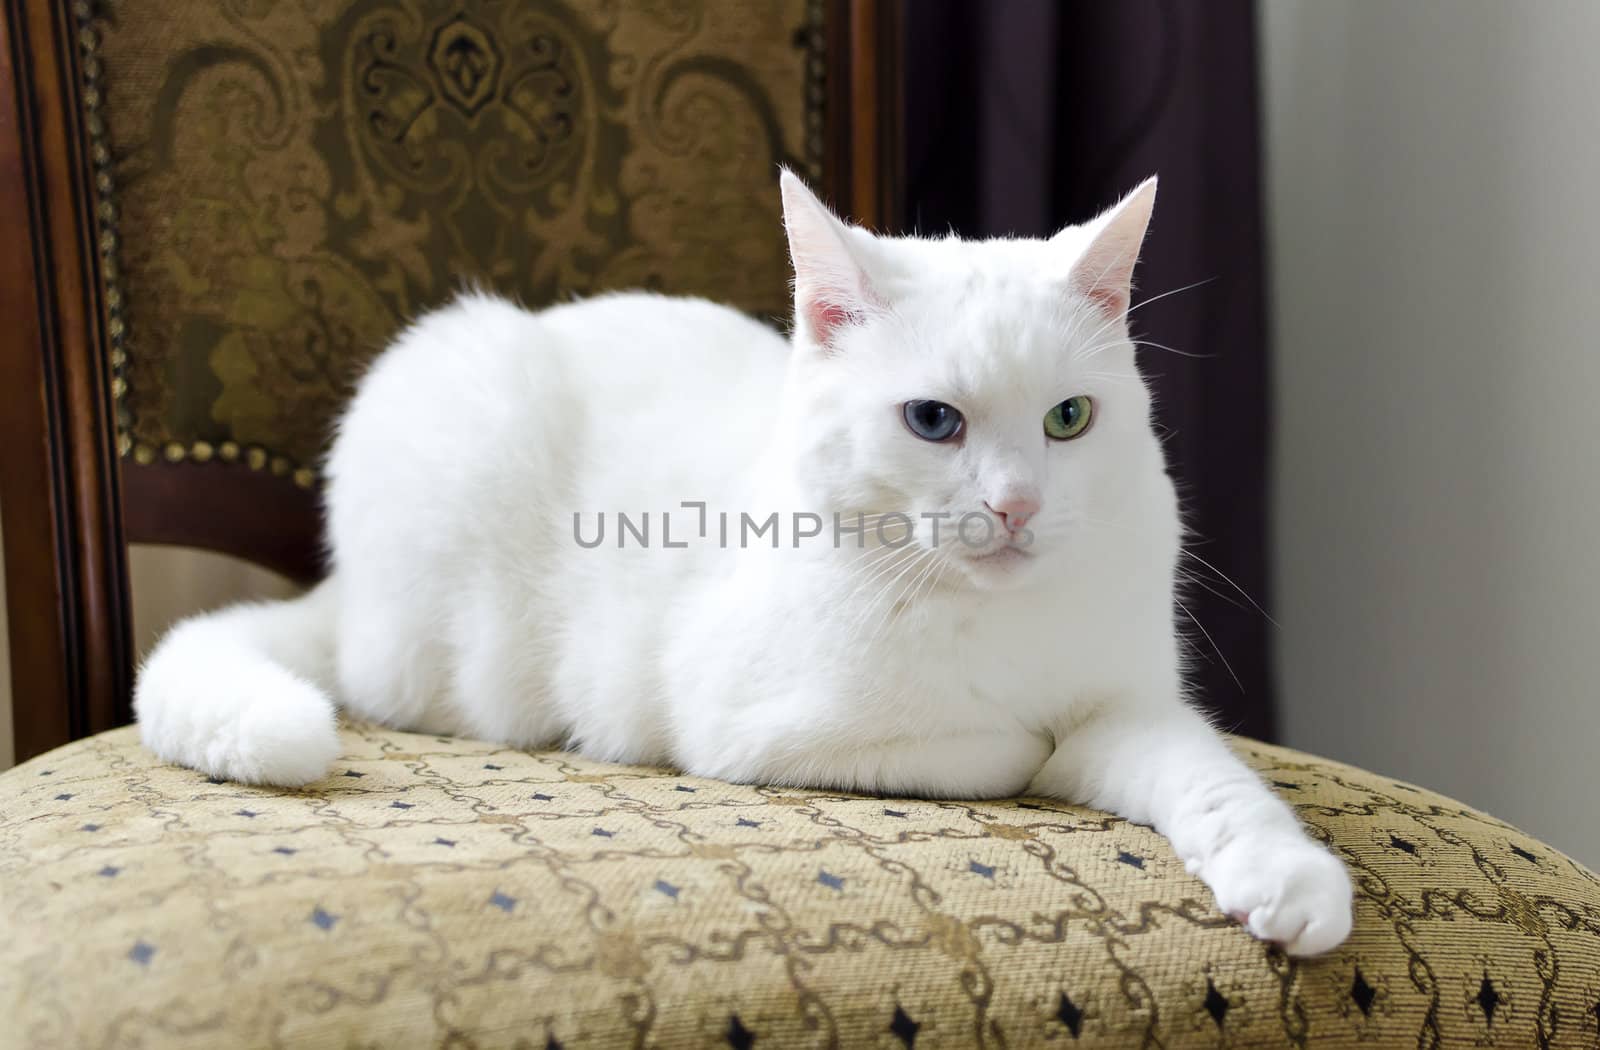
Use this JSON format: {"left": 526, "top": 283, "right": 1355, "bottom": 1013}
{"left": 2, "top": 725, "right": 1597, "bottom": 1048}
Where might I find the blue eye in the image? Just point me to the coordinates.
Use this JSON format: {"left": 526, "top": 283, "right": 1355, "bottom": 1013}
{"left": 902, "top": 400, "right": 964, "bottom": 442}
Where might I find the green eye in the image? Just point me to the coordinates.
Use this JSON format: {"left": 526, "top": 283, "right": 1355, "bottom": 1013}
{"left": 1044, "top": 396, "right": 1094, "bottom": 440}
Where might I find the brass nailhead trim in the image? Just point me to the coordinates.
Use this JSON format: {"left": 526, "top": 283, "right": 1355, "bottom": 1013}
{"left": 74, "top": 6, "right": 319, "bottom": 492}
{"left": 804, "top": 0, "right": 826, "bottom": 184}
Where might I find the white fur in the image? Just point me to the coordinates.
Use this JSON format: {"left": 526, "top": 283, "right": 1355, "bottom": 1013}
{"left": 135, "top": 172, "right": 1352, "bottom": 955}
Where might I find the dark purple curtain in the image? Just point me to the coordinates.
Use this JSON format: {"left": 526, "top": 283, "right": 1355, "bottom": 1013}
{"left": 902, "top": 0, "right": 1276, "bottom": 739}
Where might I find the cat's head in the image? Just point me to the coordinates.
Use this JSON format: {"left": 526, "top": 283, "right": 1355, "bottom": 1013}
{"left": 777, "top": 170, "right": 1169, "bottom": 592}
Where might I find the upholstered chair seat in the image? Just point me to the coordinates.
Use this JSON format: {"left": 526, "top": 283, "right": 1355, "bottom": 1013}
{"left": 2, "top": 724, "right": 1596, "bottom": 1048}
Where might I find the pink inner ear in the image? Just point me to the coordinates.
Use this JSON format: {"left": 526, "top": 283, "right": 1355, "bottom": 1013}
{"left": 1081, "top": 282, "right": 1130, "bottom": 321}
{"left": 804, "top": 298, "right": 854, "bottom": 347}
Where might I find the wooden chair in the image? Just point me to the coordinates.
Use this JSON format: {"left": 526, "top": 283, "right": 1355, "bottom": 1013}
{"left": 0, "top": 0, "right": 903, "bottom": 762}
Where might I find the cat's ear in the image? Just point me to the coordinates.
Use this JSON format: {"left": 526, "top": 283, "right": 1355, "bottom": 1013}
{"left": 780, "top": 169, "right": 879, "bottom": 350}
{"left": 1059, "top": 176, "right": 1158, "bottom": 321}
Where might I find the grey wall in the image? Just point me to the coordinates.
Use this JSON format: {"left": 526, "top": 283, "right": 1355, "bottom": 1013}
{"left": 0, "top": 535, "right": 297, "bottom": 772}
{"left": 1262, "top": 0, "right": 1600, "bottom": 867}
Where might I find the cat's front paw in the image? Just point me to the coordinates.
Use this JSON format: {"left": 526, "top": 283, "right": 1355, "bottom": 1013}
{"left": 1193, "top": 836, "right": 1353, "bottom": 956}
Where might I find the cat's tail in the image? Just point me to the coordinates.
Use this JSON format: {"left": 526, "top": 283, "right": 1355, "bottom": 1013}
{"left": 135, "top": 577, "right": 342, "bottom": 787}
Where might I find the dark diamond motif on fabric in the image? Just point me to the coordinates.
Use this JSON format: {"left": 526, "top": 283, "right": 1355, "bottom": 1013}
{"left": 1056, "top": 992, "right": 1084, "bottom": 1037}
{"left": 1388, "top": 835, "right": 1418, "bottom": 856}
{"left": 726, "top": 1014, "right": 755, "bottom": 1049}
{"left": 342, "top": 770, "right": 365, "bottom": 778}
{"left": 1350, "top": 968, "right": 1376, "bottom": 1016}
{"left": 890, "top": 1006, "right": 920, "bottom": 1047}
{"left": 654, "top": 879, "right": 679, "bottom": 899}
{"left": 736, "top": 817, "right": 762, "bottom": 828}
{"left": 675, "top": 785, "right": 697, "bottom": 793}
{"left": 428, "top": 14, "right": 501, "bottom": 116}
{"left": 592, "top": 827, "right": 614, "bottom": 838}
{"left": 310, "top": 907, "right": 337, "bottom": 931}
{"left": 483, "top": 763, "right": 503, "bottom": 770}
{"left": 818, "top": 869, "right": 844, "bottom": 891}
{"left": 1477, "top": 976, "right": 1501, "bottom": 1024}
{"left": 884, "top": 808, "right": 908, "bottom": 818}
{"left": 98, "top": 865, "right": 121, "bottom": 878}
{"left": 81, "top": 823, "right": 101, "bottom": 832}
{"left": 434, "top": 837, "right": 456, "bottom": 847}
{"left": 489, "top": 891, "right": 516, "bottom": 913}
{"left": 969, "top": 860, "right": 995, "bottom": 879}
{"left": 390, "top": 801, "right": 414, "bottom": 809}
{"left": 1271, "top": 780, "right": 1300, "bottom": 790}
{"left": 127, "top": 941, "right": 155, "bottom": 965}
{"left": 272, "top": 846, "right": 297, "bottom": 855}
{"left": 531, "top": 793, "right": 553, "bottom": 801}
{"left": 55, "top": 793, "right": 73, "bottom": 801}
{"left": 1116, "top": 851, "right": 1146, "bottom": 870}
{"left": 1510, "top": 844, "right": 1538, "bottom": 863}
{"left": 1203, "top": 979, "right": 1229, "bottom": 1027}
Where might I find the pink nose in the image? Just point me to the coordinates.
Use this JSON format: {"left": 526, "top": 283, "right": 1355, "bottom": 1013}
{"left": 985, "top": 496, "right": 1040, "bottom": 532}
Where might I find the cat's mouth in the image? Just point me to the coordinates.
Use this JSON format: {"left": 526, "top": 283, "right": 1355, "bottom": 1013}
{"left": 951, "top": 542, "right": 1036, "bottom": 589}
{"left": 963, "top": 543, "right": 1033, "bottom": 567}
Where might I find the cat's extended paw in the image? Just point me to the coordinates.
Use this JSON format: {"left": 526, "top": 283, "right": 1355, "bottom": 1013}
{"left": 1193, "top": 836, "right": 1353, "bottom": 956}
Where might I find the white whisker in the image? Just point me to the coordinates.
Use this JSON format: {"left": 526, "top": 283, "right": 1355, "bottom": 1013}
{"left": 1177, "top": 569, "right": 1248, "bottom": 613}
{"left": 843, "top": 544, "right": 922, "bottom": 605}
{"left": 1131, "top": 338, "right": 1212, "bottom": 360}
{"left": 848, "top": 547, "right": 933, "bottom": 636}
{"left": 1176, "top": 598, "right": 1242, "bottom": 693}
{"left": 1071, "top": 277, "right": 1218, "bottom": 362}
{"left": 862, "top": 549, "right": 942, "bottom": 650}
{"left": 1181, "top": 548, "right": 1278, "bottom": 627}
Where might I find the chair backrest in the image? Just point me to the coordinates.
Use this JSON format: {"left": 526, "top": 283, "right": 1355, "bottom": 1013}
{"left": 1, "top": 0, "right": 903, "bottom": 761}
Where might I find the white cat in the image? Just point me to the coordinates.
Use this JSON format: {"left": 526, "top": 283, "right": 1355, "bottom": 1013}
{"left": 136, "top": 172, "right": 1353, "bottom": 955}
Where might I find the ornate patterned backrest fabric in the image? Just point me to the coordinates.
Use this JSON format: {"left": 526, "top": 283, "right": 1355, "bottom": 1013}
{"left": 86, "top": 0, "right": 824, "bottom": 486}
